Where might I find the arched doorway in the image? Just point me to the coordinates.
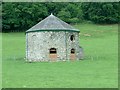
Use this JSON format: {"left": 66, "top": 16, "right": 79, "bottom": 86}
{"left": 70, "top": 48, "right": 76, "bottom": 60}
{"left": 49, "top": 48, "right": 57, "bottom": 61}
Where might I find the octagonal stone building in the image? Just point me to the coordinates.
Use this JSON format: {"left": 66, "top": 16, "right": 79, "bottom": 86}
{"left": 26, "top": 14, "right": 83, "bottom": 62}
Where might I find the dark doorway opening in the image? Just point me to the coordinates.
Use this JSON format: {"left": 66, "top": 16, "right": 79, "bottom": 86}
{"left": 50, "top": 48, "right": 57, "bottom": 54}
{"left": 71, "top": 48, "right": 75, "bottom": 54}
{"left": 49, "top": 48, "right": 57, "bottom": 61}
{"left": 70, "top": 48, "right": 75, "bottom": 60}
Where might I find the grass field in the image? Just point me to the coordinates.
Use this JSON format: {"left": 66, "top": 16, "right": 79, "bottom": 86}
{"left": 2, "top": 23, "right": 118, "bottom": 88}
{"left": 0, "top": 33, "right": 2, "bottom": 89}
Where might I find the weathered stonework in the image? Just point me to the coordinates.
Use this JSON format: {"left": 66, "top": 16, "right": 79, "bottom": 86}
{"left": 26, "top": 31, "right": 83, "bottom": 62}
{"left": 26, "top": 14, "right": 84, "bottom": 62}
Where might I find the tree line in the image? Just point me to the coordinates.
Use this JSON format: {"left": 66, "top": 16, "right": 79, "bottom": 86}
{"left": 2, "top": 2, "right": 119, "bottom": 32}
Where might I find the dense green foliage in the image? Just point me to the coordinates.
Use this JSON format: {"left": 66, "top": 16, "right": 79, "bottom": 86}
{"left": 2, "top": 23, "right": 118, "bottom": 88}
{"left": 81, "top": 2, "right": 119, "bottom": 24}
{"left": 2, "top": 2, "right": 119, "bottom": 32}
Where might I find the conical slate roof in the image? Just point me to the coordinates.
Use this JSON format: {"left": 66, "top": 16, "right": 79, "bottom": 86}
{"left": 26, "top": 13, "right": 79, "bottom": 33}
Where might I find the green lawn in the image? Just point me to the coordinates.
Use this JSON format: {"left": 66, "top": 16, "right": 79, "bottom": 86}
{"left": 2, "top": 23, "right": 118, "bottom": 88}
{"left": 0, "top": 33, "right": 2, "bottom": 89}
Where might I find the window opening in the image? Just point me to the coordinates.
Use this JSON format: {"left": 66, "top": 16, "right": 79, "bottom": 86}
{"left": 50, "top": 48, "right": 57, "bottom": 54}
{"left": 71, "top": 48, "right": 75, "bottom": 54}
{"left": 70, "top": 35, "right": 75, "bottom": 41}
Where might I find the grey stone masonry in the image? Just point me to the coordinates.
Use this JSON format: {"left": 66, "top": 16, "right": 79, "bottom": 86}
{"left": 26, "top": 14, "right": 84, "bottom": 62}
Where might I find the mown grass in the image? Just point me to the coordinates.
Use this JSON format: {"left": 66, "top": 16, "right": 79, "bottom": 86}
{"left": 2, "top": 23, "right": 118, "bottom": 88}
{"left": 0, "top": 33, "right": 2, "bottom": 89}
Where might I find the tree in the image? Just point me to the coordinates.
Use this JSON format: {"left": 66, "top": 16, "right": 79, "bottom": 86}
{"left": 2, "top": 3, "right": 48, "bottom": 32}
{"left": 2, "top": 2, "right": 119, "bottom": 32}
{"left": 57, "top": 9, "right": 71, "bottom": 23}
{"left": 81, "top": 2, "right": 119, "bottom": 24}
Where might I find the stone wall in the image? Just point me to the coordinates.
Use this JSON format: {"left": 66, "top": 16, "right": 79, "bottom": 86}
{"left": 26, "top": 31, "right": 83, "bottom": 62}
{"left": 65, "top": 32, "right": 80, "bottom": 60}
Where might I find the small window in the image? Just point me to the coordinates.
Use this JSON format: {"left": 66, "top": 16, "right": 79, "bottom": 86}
{"left": 70, "top": 35, "right": 75, "bottom": 41}
{"left": 50, "top": 48, "right": 57, "bottom": 54}
{"left": 71, "top": 48, "right": 75, "bottom": 54}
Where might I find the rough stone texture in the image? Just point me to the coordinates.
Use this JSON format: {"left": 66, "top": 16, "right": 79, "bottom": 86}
{"left": 26, "top": 31, "right": 83, "bottom": 62}
{"left": 26, "top": 14, "right": 84, "bottom": 62}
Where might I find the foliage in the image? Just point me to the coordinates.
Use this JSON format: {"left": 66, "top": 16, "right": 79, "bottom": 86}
{"left": 81, "top": 2, "right": 119, "bottom": 24}
{"left": 2, "top": 23, "right": 118, "bottom": 88}
{"left": 2, "top": 2, "right": 119, "bottom": 32}
{"left": 2, "top": 3, "right": 48, "bottom": 32}
{"left": 57, "top": 9, "right": 71, "bottom": 23}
